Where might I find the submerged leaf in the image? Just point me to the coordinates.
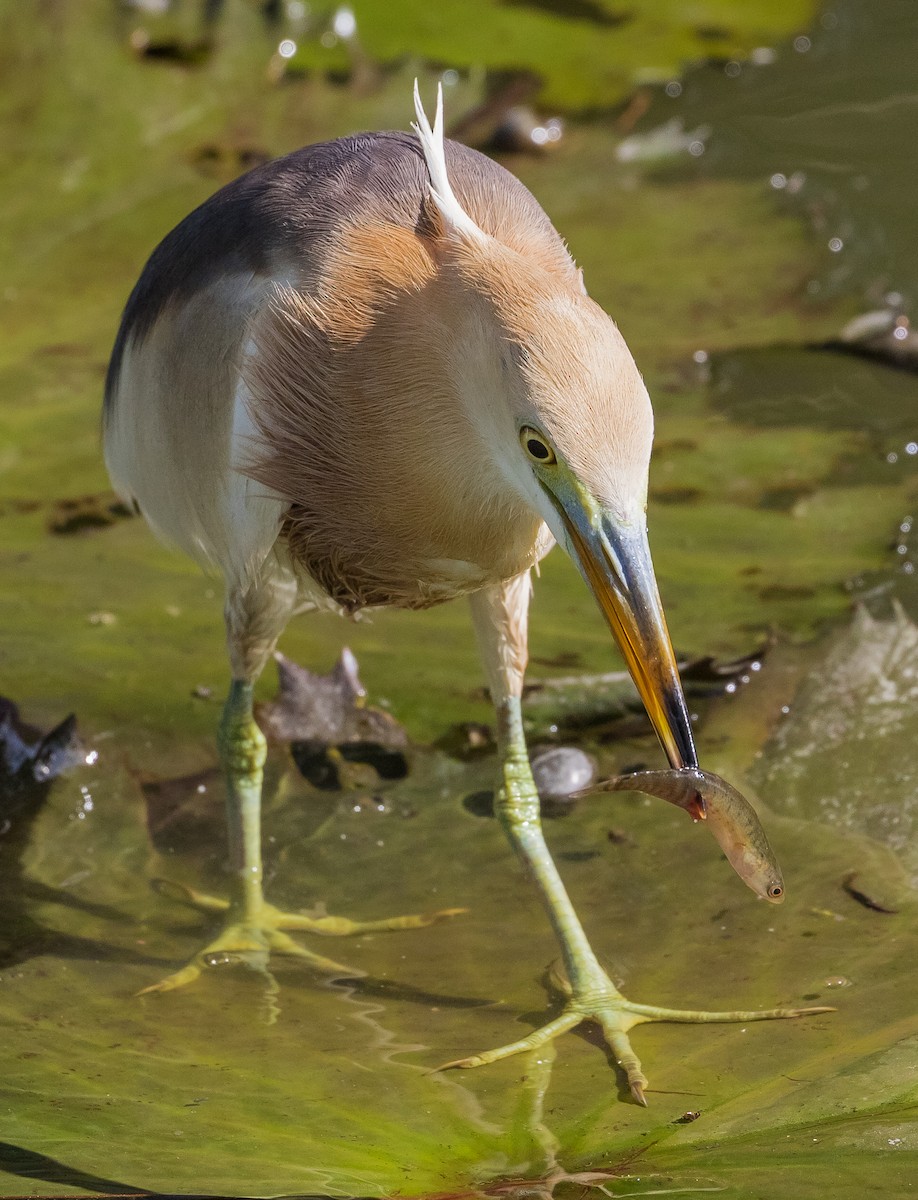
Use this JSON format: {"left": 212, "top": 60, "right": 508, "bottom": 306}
{"left": 751, "top": 603, "right": 918, "bottom": 886}
{"left": 257, "top": 650, "right": 409, "bottom": 750}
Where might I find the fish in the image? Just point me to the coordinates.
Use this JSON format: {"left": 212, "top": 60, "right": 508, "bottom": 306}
{"left": 577, "top": 767, "right": 785, "bottom": 904}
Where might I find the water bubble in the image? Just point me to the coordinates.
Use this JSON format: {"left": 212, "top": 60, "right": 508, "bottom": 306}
{"left": 332, "top": 5, "right": 356, "bottom": 38}
{"left": 793, "top": 35, "right": 812, "bottom": 52}
{"left": 770, "top": 172, "right": 788, "bottom": 189}
{"left": 828, "top": 237, "right": 843, "bottom": 252}
{"left": 887, "top": 452, "right": 899, "bottom": 464}
{"left": 278, "top": 38, "right": 296, "bottom": 58}
{"left": 665, "top": 81, "right": 682, "bottom": 98}
{"left": 692, "top": 349, "right": 709, "bottom": 364}
{"left": 442, "top": 68, "right": 459, "bottom": 86}
{"left": 724, "top": 61, "right": 741, "bottom": 77}
{"left": 751, "top": 47, "right": 776, "bottom": 65}
{"left": 906, "top": 443, "right": 918, "bottom": 455}
{"left": 894, "top": 326, "right": 909, "bottom": 341}
{"left": 688, "top": 141, "right": 705, "bottom": 157}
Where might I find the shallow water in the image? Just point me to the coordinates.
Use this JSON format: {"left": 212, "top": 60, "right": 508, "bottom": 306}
{"left": 1, "top": 1, "right": 917, "bottom": 1196}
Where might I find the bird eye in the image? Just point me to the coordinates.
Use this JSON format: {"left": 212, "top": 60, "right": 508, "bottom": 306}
{"left": 520, "top": 427, "right": 556, "bottom": 465}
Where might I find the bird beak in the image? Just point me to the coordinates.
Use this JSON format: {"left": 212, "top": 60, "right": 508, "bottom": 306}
{"left": 542, "top": 483, "right": 698, "bottom": 770}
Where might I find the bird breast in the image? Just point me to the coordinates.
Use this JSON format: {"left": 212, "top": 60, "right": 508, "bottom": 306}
{"left": 241, "top": 269, "right": 551, "bottom": 613}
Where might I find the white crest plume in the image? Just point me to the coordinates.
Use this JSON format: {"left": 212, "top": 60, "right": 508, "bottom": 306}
{"left": 412, "top": 80, "right": 486, "bottom": 243}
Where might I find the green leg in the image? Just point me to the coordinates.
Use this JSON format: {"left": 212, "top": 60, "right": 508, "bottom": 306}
{"left": 442, "top": 697, "right": 832, "bottom": 1103}
{"left": 221, "top": 680, "right": 268, "bottom": 926}
{"left": 139, "top": 681, "right": 463, "bottom": 996}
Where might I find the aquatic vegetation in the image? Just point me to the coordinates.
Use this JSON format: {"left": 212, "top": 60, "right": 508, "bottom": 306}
{"left": 1, "top": 0, "right": 917, "bottom": 1194}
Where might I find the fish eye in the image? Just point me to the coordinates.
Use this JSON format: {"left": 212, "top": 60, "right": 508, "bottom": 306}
{"left": 767, "top": 883, "right": 784, "bottom": 900}
{"left": 520, "top": 427, "right": 556, "bottom": 465}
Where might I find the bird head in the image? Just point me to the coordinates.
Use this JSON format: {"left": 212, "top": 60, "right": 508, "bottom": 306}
{"left": 503, "top": 283, "right": 696, "bottom": 771}
{"left": 414, "top": 83, "right": 697, "bottom": 769}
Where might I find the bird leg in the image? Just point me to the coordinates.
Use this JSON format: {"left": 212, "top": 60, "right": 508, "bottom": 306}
{"left": 139, "top": 680, "right": 462, "bottom": 995}
{"left": 463, "top": 578, "right": 831, "bottom": 1103}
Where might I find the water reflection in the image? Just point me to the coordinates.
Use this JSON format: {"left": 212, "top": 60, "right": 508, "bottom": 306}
{"left": 640, "top": 0, "right": 918, "bottom": 315}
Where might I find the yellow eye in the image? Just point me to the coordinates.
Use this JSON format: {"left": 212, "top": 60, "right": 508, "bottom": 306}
{"left": 520, "top": 427, "right": 556, "bottom": 465}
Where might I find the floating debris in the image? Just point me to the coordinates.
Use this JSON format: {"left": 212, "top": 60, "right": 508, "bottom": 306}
{"left": 616, "top": 118, "right": 711, "bottom": 164}
{"left": 258, "top": 650, "right": 410, "bottom": 790}
{"left": 435, "top": 720, "right": 494, "bottom": 760}
{"left": 189, "top": 142, "right": 271, "bottom": 179}
{"left": 48, "top": 492, "right": 134, "bottom": 535}
{"left": 489, "top": 106, "right": 564, "bottom": 155}
{"left": 841, "top": 871, "right": 898, "bottom": 915}
{"left": 827, "top": 309, "right": 918, "bottom": 373}
{"left": 523, "top": 645, "right": 767, "bottom": 737}
{"left": 258, "top": 649, "right": 408, "bottom": 749}
{"left": 1, "top": 698, "right": 90, "bottom": 817}
{"left": 607, "top": 827, "right": 636, "bottom": 847}
{"left": 87, "top": 611, "right": 117, "bottom": 626}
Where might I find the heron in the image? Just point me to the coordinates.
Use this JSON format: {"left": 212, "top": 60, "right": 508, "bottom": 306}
{"left": 103, "top": 84, "right": 820, "bottom": 1102}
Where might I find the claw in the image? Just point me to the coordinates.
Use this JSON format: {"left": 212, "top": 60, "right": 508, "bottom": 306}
{"left": 630, "top": 1080, "right": 647, "bottom": 1107}
{"left": 136, "top": 961, "right": 204, "bottom": 996}
{"left": 436, "top": 1055, "right": 479, "bottom": 1072}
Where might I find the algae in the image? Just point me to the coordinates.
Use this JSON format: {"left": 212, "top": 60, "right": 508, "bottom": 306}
{"left": 1, "top": 0, "right": 917, "bottom": 1195}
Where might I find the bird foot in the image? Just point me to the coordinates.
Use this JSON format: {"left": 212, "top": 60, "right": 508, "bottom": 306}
{"left": 439, "top": 966, "right": 834, "bottom": 1104}
{"left": 138, "top": 878, "right": 465, "bottom": 995}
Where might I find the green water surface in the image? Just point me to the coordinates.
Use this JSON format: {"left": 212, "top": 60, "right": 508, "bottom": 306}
{"left": 1, "top": 1, "right": 916, "bottom": 1196}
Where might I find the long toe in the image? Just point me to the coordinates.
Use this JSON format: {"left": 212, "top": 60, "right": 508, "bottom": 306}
{"left": 138, "top": 883, "right": 464, "bottom": 994}
{"left": 439, "top": 982, "right": 834, "bottom": 1103}
{"left": 274, "top": 905, "right": 467, "bottom": 935}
